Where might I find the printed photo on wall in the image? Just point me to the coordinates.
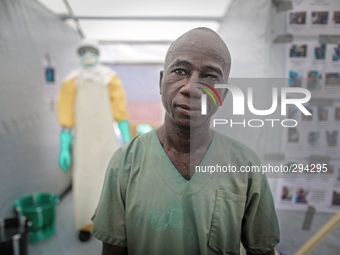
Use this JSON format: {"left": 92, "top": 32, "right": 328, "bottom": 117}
{"left": 326, "top": 131, "right": 338, "bottom": 147}
{"left": 333, "top": 11, "right": 340, "bottom": 24}
{"left": 287, "top": 105, "right": 299, "bottom": 120}
{"left": 325, "top": 73, "right": 340, "bottom": 86}
{"left": 290, "top": 44, "right": 307, "bottom": 57}
{"left": 45, "top": 66, "right": 55, "bottom": 83}
{"left": 290, "top": 12, "right": 307, "bottom": 24}
{"left": 289, "top": 70, "right": 303, "bottom": 87}
{"left": 318, "top": 107, "right": 328, "bottom": 121}
{"left": 295, "top": 187, "right": 309, "bottom": 204}
{"left": 314, "top": 44, "right": 326, "bottom": 59}
{"left": 335, "top": 107, "right": 340, "bottom": 121}
{"left": 288, "top": 128, "right": 299, "bottom": 142}
{"left": 281, "top": 186, "right": 293, "bottom": 201}
{"left": 332, "top": 190, "right": 340, "bottom": 206}
{"left": 308, "top": 132, "right": 320, "bottom": 147}
{"left": 332, "top": 44, "right": 340, "bottom": 61}
{"left": 307, "top": 71, "right": 322, "bottom": 90}
{"left": 311, "top": 11, "right": 329, "bottom": 24}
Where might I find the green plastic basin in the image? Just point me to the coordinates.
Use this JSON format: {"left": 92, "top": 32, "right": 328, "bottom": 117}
{"left": 14, "top": 193, "right": 59, "bottom": 243}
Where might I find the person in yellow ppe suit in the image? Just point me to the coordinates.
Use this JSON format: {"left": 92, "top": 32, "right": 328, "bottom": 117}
{"left": 57, "top": 40, "right": 131, "bottom": 242}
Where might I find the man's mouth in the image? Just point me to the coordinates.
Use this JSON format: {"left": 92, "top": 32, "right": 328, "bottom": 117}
{"left": 176, "top": 104, "right": 201, "bottom": 116}
{"left": 177, "top": 104, "right": 200, "bottom": 110}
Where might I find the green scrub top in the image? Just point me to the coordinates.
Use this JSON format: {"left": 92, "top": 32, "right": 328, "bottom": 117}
{"left": 91, "top": 130, "right": 280, "bottom": 255}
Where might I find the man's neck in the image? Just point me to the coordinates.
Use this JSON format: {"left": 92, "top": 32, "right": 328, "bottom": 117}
{"left": 155, "top": 114, "right": 215, "bottom": 180}
{"left": 156, "top": 114, "right": 214, "bottom": 154}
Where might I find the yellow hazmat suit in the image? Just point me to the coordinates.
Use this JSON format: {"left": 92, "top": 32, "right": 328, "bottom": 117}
{"left": 57, "top": 64, "right": 129, "bottom": 231}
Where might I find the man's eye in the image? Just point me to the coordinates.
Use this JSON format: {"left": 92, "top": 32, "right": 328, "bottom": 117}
{"left": 175, "top": 69, "right": 186, "bottom": 75}
{"left": 206, "top": 75, "right": 217, "bottom": 81}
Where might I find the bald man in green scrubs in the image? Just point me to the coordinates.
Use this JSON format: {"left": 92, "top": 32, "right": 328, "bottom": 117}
{"left": 91, "top": 28, "right": 280, "bottom": 255}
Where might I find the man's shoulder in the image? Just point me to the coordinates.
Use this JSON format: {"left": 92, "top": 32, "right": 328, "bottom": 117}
{"left": 214, "top": 131, "right": 261, "bottom": 165}
{"left": 110, "top": 131, "right": 154, "bottom": 165}
{"left": 121, "top": 131, "right": 153, "bottom": 153}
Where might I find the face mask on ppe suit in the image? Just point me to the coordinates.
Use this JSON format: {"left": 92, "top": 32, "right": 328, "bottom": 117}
{"left": 80, "top": 51, "right": 99, "bottom": 68}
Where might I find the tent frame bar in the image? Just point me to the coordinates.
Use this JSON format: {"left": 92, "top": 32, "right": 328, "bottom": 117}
{"left": 60, "top": 15, "right": 222, "bottom": 22}
{"left": 99, "top": 40, "right": 172, "bottom": 44}
{"left": 102, "top": 61, "right": 164, "bottom": 65}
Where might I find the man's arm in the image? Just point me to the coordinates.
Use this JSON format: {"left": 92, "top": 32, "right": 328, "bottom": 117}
{"left": 241, "top": 177, "right": 280, "bottom": 255}
{"left": 91, "top": 149, "right": 128, "bottom": 253}
{"left": 102, "top": 243, "right": 127, "bottom": 255}
{"left": 247, "top": 249, "right": 275, "bottom": 255}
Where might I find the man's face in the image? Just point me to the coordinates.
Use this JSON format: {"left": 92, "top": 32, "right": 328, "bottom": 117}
{"left": 159, "top": 30, "right": 230, "bottom": 129}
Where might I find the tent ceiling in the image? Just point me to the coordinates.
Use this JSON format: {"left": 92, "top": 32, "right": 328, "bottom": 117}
{"left": 37, "top": 0, "right": 232, "bottom": 42}
{"left": 78, "top": 20, "right": 220, "bottom": 42}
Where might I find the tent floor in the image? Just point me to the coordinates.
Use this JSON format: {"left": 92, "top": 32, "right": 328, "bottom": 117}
{"left": 28, "top": 191, "right": 102, "bottom": 254}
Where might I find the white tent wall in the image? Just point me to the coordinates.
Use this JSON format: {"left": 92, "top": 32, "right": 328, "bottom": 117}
{"left": 218, "top": 1, "right": 340, "bottom": 254}
{"left": 215, "top": 0, "right": 272, "bottom": 161}
{"left": 218, "top": 0, "right": 271, "bottom": 78}
{"left": 0, "top": 0, "right": 81, "bottom": 216}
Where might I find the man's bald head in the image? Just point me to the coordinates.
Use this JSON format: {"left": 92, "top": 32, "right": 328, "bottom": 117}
{"left": 164, "top": 27, "right": 231, "bottom": 76}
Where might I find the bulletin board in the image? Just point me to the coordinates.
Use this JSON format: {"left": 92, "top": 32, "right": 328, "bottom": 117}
{"left": 275, "top": 0, "right": 340, "bottom": 214}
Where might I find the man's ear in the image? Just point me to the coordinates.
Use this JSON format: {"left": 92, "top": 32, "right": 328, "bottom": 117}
{"left": 159, "top": 70, "right": 164, "bottom": 95}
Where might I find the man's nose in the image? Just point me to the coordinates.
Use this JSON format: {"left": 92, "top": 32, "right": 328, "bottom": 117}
{"left": 180, "top": 71, "right": 202, "bottom": 98}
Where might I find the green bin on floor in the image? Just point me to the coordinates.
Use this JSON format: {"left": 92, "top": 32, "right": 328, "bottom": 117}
{"left": 14, "top": 193, "right": 60, "bottom": 243}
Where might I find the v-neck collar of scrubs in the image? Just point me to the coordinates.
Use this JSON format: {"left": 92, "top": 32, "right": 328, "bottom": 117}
{"left": 146, "top": 130, "right": 216, "bottom": 197}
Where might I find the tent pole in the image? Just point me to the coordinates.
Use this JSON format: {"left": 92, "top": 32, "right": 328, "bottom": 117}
{"left": 295, "top": 210, "right": 340, "bottom": 255}
{"left": 62, "top": 0, "right": 85, "bottom": 38}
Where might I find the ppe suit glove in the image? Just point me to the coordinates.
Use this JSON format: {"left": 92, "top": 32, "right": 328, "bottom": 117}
{"left": 118, "top": 120, "right": 131, "bottom": 144}
{"left": 59, "top": 131, "right": 73, "bottom": 172}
